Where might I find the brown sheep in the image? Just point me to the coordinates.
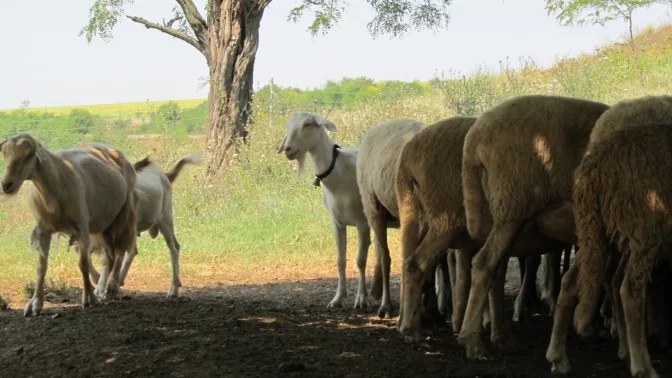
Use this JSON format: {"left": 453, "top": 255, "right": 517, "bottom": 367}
{"left": 547, "top": 95, "right": 672, "bottom": 375}
{"left": 552, "top": 123, "right": 672, "bottom": 378}
{"left": 396, "top": 114, "right": 571, "bottom": 344}
{"left": 356, "top": 118, "right": 425, "bottom": 317}
{"left": 458, "top": 95, "right": 609, "bottom": 359}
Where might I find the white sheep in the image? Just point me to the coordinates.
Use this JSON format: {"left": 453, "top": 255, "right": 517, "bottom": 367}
{"left": 277, "top": 113, "right": 372, "bottom": 308}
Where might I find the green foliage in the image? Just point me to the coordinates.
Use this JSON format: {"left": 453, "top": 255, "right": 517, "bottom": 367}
{"left": 157, "top": 101, "right": 182, "bottom": 125}
{"left": 544, "top": 0, "right": 669, "bottom": 29}
{"left": 69, "top": 109, "right": 95, "bottom": 134}
{"left": 290, "top": 0, "right": 452, "bottom": 37}
{"left": 80, "top": 0, "right": 134, "bottom": 42}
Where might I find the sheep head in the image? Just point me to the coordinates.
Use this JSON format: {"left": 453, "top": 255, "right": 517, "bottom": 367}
{"left": 277, "top": 112, "right": 337, "bottom": 176}
{"left": 0, "top": 133, "right": 44, "bottom": 195}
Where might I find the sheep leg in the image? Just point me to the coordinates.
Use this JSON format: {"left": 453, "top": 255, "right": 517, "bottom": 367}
{"left": 609, "top": 252, "right": 629, "bottom": 360}
{"left": 159, "top": 219, "right": 182, "bottom": 298}
{"left": 24, "top": 226, "right": 52, "bottom": 317}
{"left": 542, "top": 249, "right": 563, "bottom": 315}
{"left": 546, "top": 264, "right": 578, "bottom": 374}
{"left": 371, "top": 211, "right": 393, "bottom": 317}
{"left": 458, "top": 222, "right": 521, "bottom": 360}
{"left": 490, "top": 260, "right": 515, "bottom": 349}
{"left": 621, "top": 265, "right": 659, "bottom": 378}
{"left": 451, "top": 248, "right": 473, "bottom": 333}
{"left": 77, "top": 230, "right": 96, "bottom": 307}
{"left": 398, "top": 229, "right": 455, "bottom": 343}
{"left": 514, "top": 254, "right": 541, "bottom": 322}
{"left": 353, "top": 224, "right": 371, "bottom": 309}
{"left": 328, "top": 223, "right": 347, "bottom": 308}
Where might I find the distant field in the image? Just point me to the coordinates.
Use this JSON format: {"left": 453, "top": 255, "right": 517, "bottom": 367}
{"left": 8, "top": 98, "right": 207, "bottom": 116}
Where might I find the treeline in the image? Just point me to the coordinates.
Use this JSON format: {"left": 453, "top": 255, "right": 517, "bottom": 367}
{"left": 253, "top": 77, "right": 432, "bottom": 114}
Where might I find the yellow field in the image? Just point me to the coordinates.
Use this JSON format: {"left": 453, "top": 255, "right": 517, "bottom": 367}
{"left": 7, "top": 98, "right": 206, "bottom": 116}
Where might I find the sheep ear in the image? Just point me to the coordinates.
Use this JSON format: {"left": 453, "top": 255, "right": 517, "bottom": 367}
{"left": 276, "top": 135, "right": 287, "bottom": 154}
{"left": 315, "top": 116, "right": 337, "bottom": 132}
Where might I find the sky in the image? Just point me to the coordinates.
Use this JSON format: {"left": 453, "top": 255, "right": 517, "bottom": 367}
{"left": 1, "top": 0, "right": 670, "bottom": 110}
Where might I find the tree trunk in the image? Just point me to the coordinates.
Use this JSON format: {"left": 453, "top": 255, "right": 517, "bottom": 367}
{"left": 204, "top": 1, "right": 266, "bottom": 182}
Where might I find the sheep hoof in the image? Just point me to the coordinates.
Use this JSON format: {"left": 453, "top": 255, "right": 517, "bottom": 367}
{"left": 377, "top": 302, "right": 393, "bottom": 318}
{"left": 353, "top": 294, "right": 367, "bottom": 309}
{"left": 327, "top": 295, "right": 344, "bottom": 308}
{"left": 618, "top": 346, "right": 629, "bottom": 361}
{"left": 167, "top": 286, "right": 180, "bottom": 299}
{"left": 23, "top": 298, "right": 43, "bottom": 317}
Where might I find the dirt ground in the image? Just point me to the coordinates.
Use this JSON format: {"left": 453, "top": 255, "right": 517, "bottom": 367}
{"left": 0, "top": 267, "right": 670, "bottom": 378}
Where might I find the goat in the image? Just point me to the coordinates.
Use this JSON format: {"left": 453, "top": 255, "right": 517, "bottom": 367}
{"left": 0, "top": 133, "right": 137, "bottom": 316}
{"left": 277, "top": 113, "right": 372, "bottom": 308}
{"left": 87, "top": 153, "right": 201, "bottom": 298}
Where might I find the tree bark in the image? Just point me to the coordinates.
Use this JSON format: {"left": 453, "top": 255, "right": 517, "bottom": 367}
{"left": 204, "top": 0, "right": 266, "bottom": 183}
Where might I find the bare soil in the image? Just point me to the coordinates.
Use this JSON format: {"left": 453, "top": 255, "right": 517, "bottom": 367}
{"left": 0, "top": 271, "right": 669, "bottom": 378}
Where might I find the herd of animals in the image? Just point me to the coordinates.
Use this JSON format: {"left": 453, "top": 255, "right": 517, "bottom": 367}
{"left": 2, "top": 93, "right": 672, "bottom": 377}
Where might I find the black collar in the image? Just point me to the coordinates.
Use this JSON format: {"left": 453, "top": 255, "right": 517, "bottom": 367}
{"left": 313, "top": 144, "right": 340, "bottom": 187}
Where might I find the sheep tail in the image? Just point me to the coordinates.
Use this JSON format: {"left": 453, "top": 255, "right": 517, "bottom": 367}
{"left": 573, "top": 164, "right": 608, "bottom": 335}
{"left": 462, "top": 133, "right": 485, "bottom": 238}
{"left": 166, "top": 153, "right": 201, "bottom": 184}
{"left": 396, "top": 154, "right": 421, "bottom": 290}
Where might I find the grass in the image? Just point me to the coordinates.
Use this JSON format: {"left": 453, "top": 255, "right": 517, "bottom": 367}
{"left": 2, "top": 23, "right": 672, "bottom": 307}
{"left": 9, "top": 98, "right": 206, "bottom": 116}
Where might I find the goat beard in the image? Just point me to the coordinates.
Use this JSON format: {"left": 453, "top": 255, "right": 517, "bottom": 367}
{"left": 295, "top": 152, "right": 308, "bottom": 177}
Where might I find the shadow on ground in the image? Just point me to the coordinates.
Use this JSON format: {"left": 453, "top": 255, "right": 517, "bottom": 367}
{"left": 0, "top": 276, "right": 669, "bottom": 378}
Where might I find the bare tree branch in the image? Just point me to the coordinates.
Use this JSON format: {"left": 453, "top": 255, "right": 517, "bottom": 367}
{"left": 163, "top": 14, "right": 183, "bottom": 28}
{"left": 175, "top": 0, "right": 209, "bottom": 52}
{"left": 127, "top": 15, "right": 207, "bottom": 58}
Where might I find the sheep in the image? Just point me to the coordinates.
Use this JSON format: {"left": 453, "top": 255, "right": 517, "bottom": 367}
{"left": 277, "top": 112, "right": 373, "bottom": 308}
{"left": 87, "top": 153, "right": 201, "bottom": 298}
{"left": 550, "top": 123, "right": 672, "bottom": 377}
{"left": 356, "top": 118, "right": 425, "bottom": 317}
{"left": 0, "top": 133, "right": 137, "bottom": 316}
{"left": 394, "top": 115, "right": 568, "bottom": 343}
{"left": 546, "top": 95, "right": 672, "bottom": 375}
{"left": 457, "top": 95, "right": 609, "bottom": 360}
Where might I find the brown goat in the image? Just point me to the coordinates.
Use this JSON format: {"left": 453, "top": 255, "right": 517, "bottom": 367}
{"left": 458, "top": 95, "right": 609, "bottom": 359}
{"left": 0, "top": 133, "right": 137, "bottom": 316}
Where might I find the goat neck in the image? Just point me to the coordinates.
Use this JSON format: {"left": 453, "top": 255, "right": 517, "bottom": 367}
{"left": 29, "top": 147, "right": 67, "bottom": 219}
{"left": 308, "top": 134, "right": 337, "bottom": 181}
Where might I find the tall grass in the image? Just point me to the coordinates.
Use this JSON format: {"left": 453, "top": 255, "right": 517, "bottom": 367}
{"left": 1, "top": 25, "right": 672, "bottom": 303}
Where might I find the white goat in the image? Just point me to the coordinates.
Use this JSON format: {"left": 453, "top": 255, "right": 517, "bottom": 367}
{"left": 87, "top": 153, "right": 201, "bottom": 298}
{"left": 0, "top": 133, "right": 138, "bottom": 316}
{"left": 277, "top": 113, "right": 372, "bottom": 308}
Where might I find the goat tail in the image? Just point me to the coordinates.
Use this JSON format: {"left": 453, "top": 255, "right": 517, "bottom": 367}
{"left": 572, "top": 164, "right": 608, "bottom": 335}
{"left": 166, "top": 153, "right": 201, "bottom": 184}
{"left": 104, "top": 177, "right": 138, "bottom": 256}
{"left": 462, "top": 131, "right": 486, "bottom": 238}
{"left": 133, "top": 156, "right": 153, "bottom": 172}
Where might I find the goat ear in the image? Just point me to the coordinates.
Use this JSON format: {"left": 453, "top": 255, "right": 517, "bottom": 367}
{"left": 276, "top": 135, "right": 287, "bottom": 154}
{"left": 34, "top": 145, "right": 47, "bottom": 163}
{"left": 315, "top": 116, "right": 337, "bottom": 132}
{"left": 0, "top": 139, "right": 5, "bottom": 152}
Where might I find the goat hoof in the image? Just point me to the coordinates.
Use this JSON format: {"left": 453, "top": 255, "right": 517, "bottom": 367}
{"left": 618, "top": 346, "right": 629, "bottom": 361}
{"left": 23, "top": 298, "right": 43, "bottom": 317}
{"left": 492, "top": 333, "right": 516, "bottom": 351}
{"left": 465, "top": 344, "right": 490, "bottom": 361}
